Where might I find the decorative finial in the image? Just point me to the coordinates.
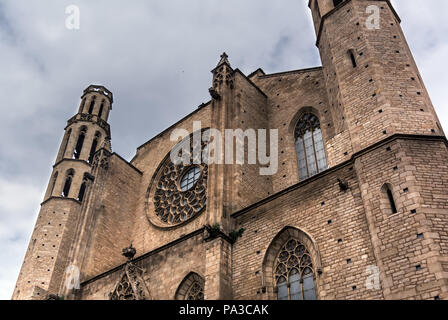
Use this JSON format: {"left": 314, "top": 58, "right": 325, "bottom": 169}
{"left": 122, "top": 244, "right": 136, "bottom": 260}
{"left": 216, "top": 52, "right": 231, "bottom": 68}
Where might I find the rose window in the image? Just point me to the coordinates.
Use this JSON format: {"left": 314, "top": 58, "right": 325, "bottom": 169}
{"left": 146, "top": 133, "right": 209, "bottom": 228}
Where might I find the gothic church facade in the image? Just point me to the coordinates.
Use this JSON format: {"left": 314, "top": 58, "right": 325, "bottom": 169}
{"left": 13, "top": 0, "right": 448, "bottom": 300}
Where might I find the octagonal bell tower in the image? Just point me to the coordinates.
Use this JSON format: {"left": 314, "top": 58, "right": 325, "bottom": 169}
{"left": 12, "top": 85, "right": 113, "bottom": 300}
{"left": 309, "top": 0, "right": 448, "bottom": 300}
{"left": 308, "top": 0, "right": 444, "bottom": 153}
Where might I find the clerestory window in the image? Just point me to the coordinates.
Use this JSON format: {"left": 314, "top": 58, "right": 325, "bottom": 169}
{"left": 295, "top": 113, "right": 327, "bottom": 181}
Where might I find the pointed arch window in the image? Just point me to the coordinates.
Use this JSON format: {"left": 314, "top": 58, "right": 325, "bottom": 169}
{"left": 80, "top": 98, "right": 86, "bottom": 113}
{"left": 73, "top": 127, "right": 87, "bottom": 160}
{"left": 62, "top": 169, "right": 74, "bottom": 198}
{"left": 175, "top": 273, "right": 205, "bottom": 300}
{"left": 295, "top": 113, "right": 327, "bottom": 181}
{"left": 275, "top": 238, "right": 317, "bottom": 300}
{"left": 98, "top": 100, "right": 105, "bottom": 119}
{"left": 48, "top": 172, "right": 58, "bottom": 197}
{"left": 88, "top": 132, "right": 101, "bottom": 164}
{"left": 61, "top": 129, "right": 71, "bottom": 159}
{"left": 88, "top": 96, "right": 96, "bottom": 114}
{"left": 77, "top": 182, "right": 86, "bottom": 202}
{"left": 185, "top": 281, "right": 204, "bottom": 300}
{"left": 77, "top": 175, "right": 88, "bottom": 202}
{"left": 382, "top": 183, "right": 398, "bottom": 215}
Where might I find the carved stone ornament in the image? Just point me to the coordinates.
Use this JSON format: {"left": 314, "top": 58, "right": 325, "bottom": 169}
{"left": 66, "top": 113, "right": 111, "bottom": 136}
{"left": 109, "top": 246, "right": 150, "bottom": 300}
{"left": 122, "top": 244, "right": 137, "bottom": 260}
{"left": 109, "top": 261, "right": 151, "bottom": 301}
{"left": 146, "top": 131, "right": 209, "bottom": 229}
{"left": 101, "top": 136, "right": 112, "bottom": 151}
{"left": 213, "top": 65, "right": 234, "bottom": 90}
{"left": 294, "top": 113, "right": 321, "bottom": 138}
{"left": 92, "top": 149, "right": 111, "bottom": 171}
{"left": 185, "top": 281, "right": 204, "bottom": 300}
{"left": 212, "top": 52, "right": 234, "bottom": 90}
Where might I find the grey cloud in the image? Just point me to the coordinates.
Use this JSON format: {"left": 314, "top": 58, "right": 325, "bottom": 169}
{"left": 0, "top": 0, "right": 446, "bottom": 299}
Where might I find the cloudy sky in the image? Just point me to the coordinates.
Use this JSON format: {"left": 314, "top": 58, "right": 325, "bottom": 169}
{"left": 0, "top": 0, "right": 447, "bottom": 299}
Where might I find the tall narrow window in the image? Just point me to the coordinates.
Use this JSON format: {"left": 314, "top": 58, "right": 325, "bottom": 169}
{"left": 98, "top": 100, "right": 105, "bottom": 119}
{"left": 77, "top": 179, "right": 87, "bottom": 202}
{"left": 62, "top": 170, "right": 74, "bottom": 198}
{"left": 73, "top": 127, "right": 87, "bottom": 159}
{"left": 295, "top": 113, "right": 327, "bottom": 181}
{"left": 48, "top": 172, "right": 58, "bottom": 197}
{"left": 88, "top": 132, "right": 101, "bottom": 164}
{"left": 275, "top": 238, "right": 317, "bottom": 300}
{"left": 88, "top": 96, "right": 96, "bottom": 114}
{"left": 349, "top": 49, "right": 357, "bottom": 68}
{"left": 80, "top": 98, "right": 86, "bottom": 113}
{"left": 382, "top": 184, "right": 398, "bottom": 214}
{"left": 61, "top": 129, "right": 71, "bottom": 159}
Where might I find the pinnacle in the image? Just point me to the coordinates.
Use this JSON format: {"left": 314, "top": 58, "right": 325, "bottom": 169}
{"left": 216, "top": 52, "right": 231, "bottom": 68}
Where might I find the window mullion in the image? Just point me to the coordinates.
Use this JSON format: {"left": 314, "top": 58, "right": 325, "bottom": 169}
{"left": 288, "top": 281, "right": 291, "bottom": 300}
{"left": 311, "top": 129, "right": 319, "bottom": 173}
{"left": 301, "top": 281, "right": 304, "bottom": 300}
{"left": 302, "top": 137, "right": 310, "bottom": 178}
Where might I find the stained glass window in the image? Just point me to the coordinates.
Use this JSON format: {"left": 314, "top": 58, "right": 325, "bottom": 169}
{"left": 295, "top": 114, "right": 327, "bottom": 181}
{"left": 185, "top": 281, "right": 204, "bottom": 300}
{"left": 175, "top": 273, "right": 205, "bottom": 300}
{"left": 275, "top": 238, "right": 317, "bottom": 300}
{"left": 180, "top": 166, "right": 201, "bottom": 191}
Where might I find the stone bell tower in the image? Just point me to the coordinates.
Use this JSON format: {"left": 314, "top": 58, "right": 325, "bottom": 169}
{"left": 309, "top": 0, "right": 448, "bottom": 299}
{"left": 12, "top": 85, "right": 113, "bottom": 300}
{"left": 308, "top": 0, "right": 444, "bottom": 153}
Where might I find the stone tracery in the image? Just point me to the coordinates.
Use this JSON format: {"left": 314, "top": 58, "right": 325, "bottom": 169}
{"left": 185, "top": 281, "right": 204, "bottom": 300}
{"left": 274, "top": 238, "right": 317, "bottom": 300}
{"left": 175, "top": 272, "right": 205, "bottom": 300}
{"left": 149, "top": 132, "right": 209, "bottom": 227}
{"left": 109, "top": 246, "right": 151, "bottom": 300}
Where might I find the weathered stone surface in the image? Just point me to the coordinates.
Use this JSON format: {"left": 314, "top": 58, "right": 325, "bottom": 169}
{"left": 13, "top": 1, "right": 448, "bottom": 300}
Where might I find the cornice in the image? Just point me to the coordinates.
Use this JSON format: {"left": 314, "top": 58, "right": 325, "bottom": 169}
{"left": 80, "top": 228, "right": 205, "bottom": 286}
{"left": 231, "top": 134, "right": 447, "bottom": 219}
{"left": 41, "top": 196, "right": 81, "bottom": 206}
